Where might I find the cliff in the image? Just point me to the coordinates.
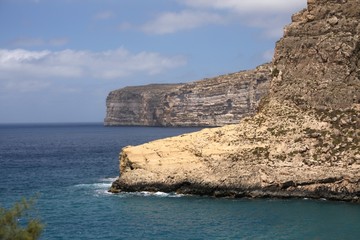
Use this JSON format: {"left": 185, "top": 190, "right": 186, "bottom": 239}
{"left": 105, "top": 64, "right": 270, "bottom": 126}
{"left": 110, "top": 0, "right": 360, "bottom": 202}
{"left": 272, "top": 0, "right": 360, "bottom": 109}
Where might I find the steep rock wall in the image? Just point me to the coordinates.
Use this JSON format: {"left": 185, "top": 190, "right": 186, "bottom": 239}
{"left": 272, "top": 0, "right": 360, "bottom": 109}
{"left": 105, "top": 64, "right": 270, "bottom": 126}
{"left": 105, "top": 84, "right": 182, "bottom": 126}
{"left": 110, "top": 0, "right": 360, "bottom": 202}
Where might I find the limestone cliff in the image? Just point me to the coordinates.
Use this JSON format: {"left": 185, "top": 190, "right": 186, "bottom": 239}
{"left": 272, "top": 0, "right": 360, "bottom": 109}
{"left": 110, "top": 0, "right": 360, "bottom": 202}
{"left": 105, "top": 64, "right": 270, "bottom": 126}
{"left": 105, "top": 84, "right": 182, "bottom": 126}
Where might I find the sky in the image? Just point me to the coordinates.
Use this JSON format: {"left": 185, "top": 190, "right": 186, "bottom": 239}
{"left": 0, "top": 0, "right": 307, "bottom": 123}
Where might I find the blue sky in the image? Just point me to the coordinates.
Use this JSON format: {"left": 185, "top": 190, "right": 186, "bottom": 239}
{"left": 0, "top": 0, "right": 306, "bottom": 123}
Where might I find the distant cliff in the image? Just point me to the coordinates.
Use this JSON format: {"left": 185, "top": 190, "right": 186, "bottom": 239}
{"left": 105, "top": 64, "right": 271, "bottom": 127}
{"left": 110, "top": 0, "right": 360, "bottom": 202}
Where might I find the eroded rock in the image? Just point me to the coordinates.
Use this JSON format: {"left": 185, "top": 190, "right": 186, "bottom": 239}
{"left": 110, "top": 0, "right": 360, "bottom": 202}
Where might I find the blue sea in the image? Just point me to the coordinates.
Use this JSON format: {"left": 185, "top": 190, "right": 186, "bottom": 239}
{"left": 1, "top": 123, "right": 360, "bottom": 240}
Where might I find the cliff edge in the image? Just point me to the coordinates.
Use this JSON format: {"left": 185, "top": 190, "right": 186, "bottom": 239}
{"left": 105, "top": 64, "right": 270, "bottom": 127}
{"left": 110, "top": 0, "right": 360, "bottom": 202}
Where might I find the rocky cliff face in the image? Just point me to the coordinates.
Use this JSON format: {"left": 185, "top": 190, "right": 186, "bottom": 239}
{"left": 272, "top": 0, "right": 360, "bottom": 109}
{"left": 105, "top": 84, "right": 182, "bottom": 126}
{"left": 105, "top": 64, "right": 270, "bottom": 126}
{"left": 110, "top": 0, "right": 360, "bottom": 202}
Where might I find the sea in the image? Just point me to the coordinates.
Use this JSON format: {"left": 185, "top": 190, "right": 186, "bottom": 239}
{"left": 1, "top": 123, "right": 360, "bottom": 240}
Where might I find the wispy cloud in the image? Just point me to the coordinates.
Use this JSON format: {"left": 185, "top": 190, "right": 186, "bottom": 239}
{"left": 48, "top": 37, "right": 69, "bottom": 46}
{"left": 133, "top": 0, "right": 306, "bottom": 37}
{"left": 180, "top": 0, "right": 305, "bottom": 13}
{"left": 94, "top": 11, "right": 115, "bottom": 20}
{"left": 10, "top": 38, "right": 45, "bottom": 47}
{"left": 141, "top": 10, "right": 226, "bottom": 34}
{"left": 179, "top": 0, "right": 307, "bottom": 38}
{"left": 0, "top": 48, "right": 187, "bottom": 92}
{"left": 117, "top": 22, "right": 133, "bottom": 31}
{"left": 244, "top": 15, "right": 292, "bottom": 38}
{"left": 10, "top": 37, "right": 69, "bottom": 47}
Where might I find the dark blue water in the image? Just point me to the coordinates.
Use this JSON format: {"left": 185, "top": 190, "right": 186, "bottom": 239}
{"left": 1, "top": 123, "right": 360, "bottom": 240}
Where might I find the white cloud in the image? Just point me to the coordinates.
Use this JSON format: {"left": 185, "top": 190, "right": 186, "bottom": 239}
{"left": 180, "top": 0, "right": 305, "bottom": 13}
{"left": 94, "top": 11, "right": 115, "bottom": 20}
{"left": 48, "top": 37, "right": 69, "bottom": 46}
{"left": 141, "top": 10, "right": 226, "bottom": 34}
{"left": 117, "top": 22, "right": 133, "bottom": 31}
{"left": 138, "top": 0, "right": 306, "bottom": 38}
{"left": 11, "top": 38, "right": 45, "bottom": 47}
{"left": 11, "top": 37, "right": 69, "bottom": 47}
{"left": 181, "top": 0, "right": 307, "bottom": 38}
{"left": 0, "top": 48, "right": 187, "bottom": 92}
{"left": 244, "top": 14, "right": 292, "bottom": 38}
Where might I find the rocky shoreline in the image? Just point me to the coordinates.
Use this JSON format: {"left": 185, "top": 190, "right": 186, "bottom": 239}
{"left": 109, "top": 0, "right": 360, "bottom": 202}
{"left": 109, "top": 100, "right": 360, "bottom": 203}
{"left": 110, "top": 179, "right": 360, "bottom": 203}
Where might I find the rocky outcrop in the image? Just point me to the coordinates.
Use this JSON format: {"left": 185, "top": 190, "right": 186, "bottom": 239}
{"left": 272, "top": 0, "right": 360, "bottom": 109}
{"left": 110, "top": 0, "right": 360, "bottom": 202}
{"left": 111, "top": 100, "right": 360, "bottom": 201}
{"left": 105, "top": 64, "right": 270, "bottom": 126}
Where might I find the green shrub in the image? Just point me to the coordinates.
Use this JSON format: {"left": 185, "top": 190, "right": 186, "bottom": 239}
{"left": 0, "top": 197, "right": 43, "bottom": 240}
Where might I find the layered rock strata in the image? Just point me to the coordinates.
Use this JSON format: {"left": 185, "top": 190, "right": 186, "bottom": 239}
{"left": 105, "top": 64, "right": 270, "bottom": 126}
{"left": 110, "top": 0, "right": 360, "bottom": 202}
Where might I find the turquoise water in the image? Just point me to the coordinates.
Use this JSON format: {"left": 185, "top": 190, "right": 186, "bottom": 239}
{"left": 1, "top": 124, "right": 360, "bottom": 239}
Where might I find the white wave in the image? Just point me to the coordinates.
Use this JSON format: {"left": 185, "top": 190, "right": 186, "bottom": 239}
{"left": 99, "top": 177, "right": 118, "bottom": 182}
{"left": 94, "top": 189, "right": 113, "bottom": 196}
{"left": 111, "top": 191, "right": 184, "bottom": 198}
{"left": 138, "top": 191, "right": 171, "bottom": 197}
{"left": 169, "top": 193, "right": 185, "bottom": 198}
{"left": 153, "top": 191, "right": 170, "bottom": 197}
{"left": 73, "top": 178, "right": 185, "bottom": 198}
{"left": 73, "top": 182, "right": 111, "bottom": 189}
{"left": 72, "top": 177, "right": 118, "bottom": 196}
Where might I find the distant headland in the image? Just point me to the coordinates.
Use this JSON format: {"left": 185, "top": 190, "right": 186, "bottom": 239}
{"left": 105, "top": 64, "right": 270, "bottom": 127}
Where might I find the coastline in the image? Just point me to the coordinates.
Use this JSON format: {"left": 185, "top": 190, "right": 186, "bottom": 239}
{"left": 108, "top": 0, "right": 360, "bottom": 202}
{"left": 110, "top": 179, "right": 360, "bottom": 203}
